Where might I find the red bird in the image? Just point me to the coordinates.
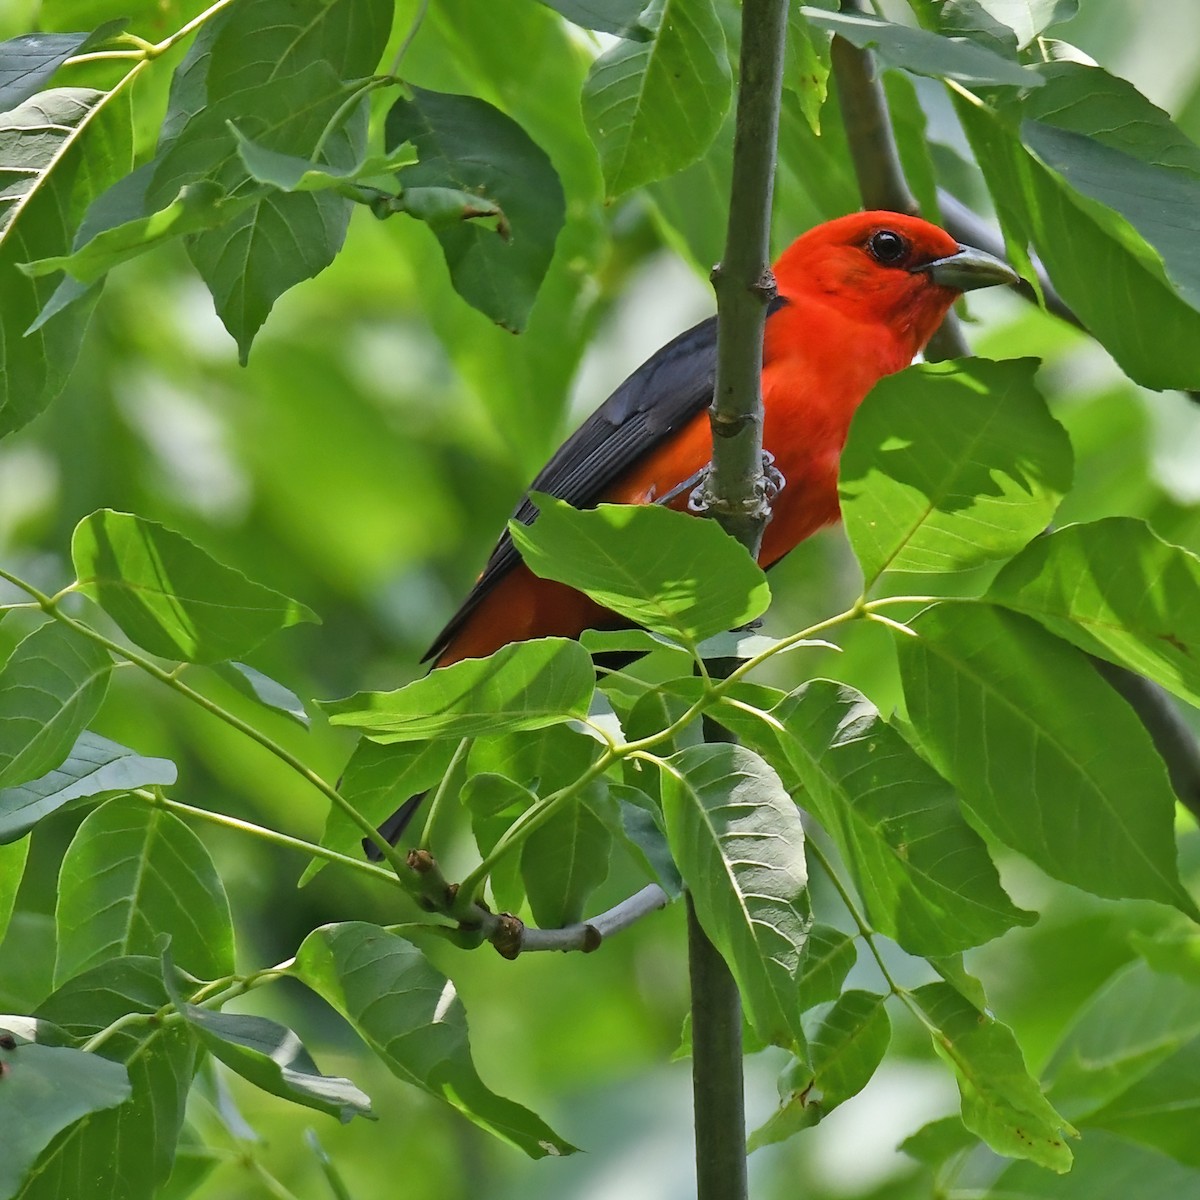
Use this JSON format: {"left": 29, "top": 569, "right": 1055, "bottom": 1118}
{"left": 426, "top": 212, "right": 1015, "bottom": 667}
{"left": 371, "top": 212, "right": 1015, "bottom": 850}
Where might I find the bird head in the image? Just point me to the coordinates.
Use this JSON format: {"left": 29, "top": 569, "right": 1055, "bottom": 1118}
{"left": 773, "top": 211, "right": 1018, "bottom": 354}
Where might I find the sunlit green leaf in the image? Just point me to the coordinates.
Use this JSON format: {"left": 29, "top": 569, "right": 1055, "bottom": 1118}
{"left": 511, "top": 497, "right": 770, "bottom": 648}
{"left": 72, "top": 509, "right": 317, "bottom": 665}
{"left": 975, "top": 0, "right": 1077, "bottom": 47}
{"left": 749, "top": 990, "right": 890, "bottom": 1148}
{"left": 20, "top": 181, "right": 237, "bottom": 283}
{"left": 898, "top": 604, "right": 1196, "bottom": 916}
{"left": 0, "top": 838, "right": 27, "bottom": 946}
{"left": 291, "top": 922, "right": 575, "bottom": 1157}
{"left": 785, "top": 4, "right": 833, "bottom": 134}
{"left": 914, "top": 981, "right": 1074, "bottom": 1171}
{"left": 659, "top": 743, "right": 811, "bottom": 1051}
{"left": 839, "top": 358, "right": 1071, "bottom": 587}
{"left": 384, "top": 87, "right": 564, "bottom": 332}
{"left": 323, "top": 638, "right": 594, "bottom": 742}
{"left": 900, "top": 1114, "right": 976, "bottom": 1167}
{"left": 990, "top": 517, "right": 1200, "bottom": 710}
{"left": 55, "top": 797, "right": 234, "bottom": 985}
{"left": 581, "top": 0, "right": 731, "bottom": 198}
{"left": 0, "top": 730, "right": 175, "bottom": 844}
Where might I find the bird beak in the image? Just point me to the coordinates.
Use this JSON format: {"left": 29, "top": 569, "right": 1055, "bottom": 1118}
{"left": 914, "top": 244, "right": 1019, "bottom": 291}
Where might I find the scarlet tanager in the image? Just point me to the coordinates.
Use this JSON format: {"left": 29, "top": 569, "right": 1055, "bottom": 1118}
{"left": 371, "top": 212, "right": 1017, "bottom": 851}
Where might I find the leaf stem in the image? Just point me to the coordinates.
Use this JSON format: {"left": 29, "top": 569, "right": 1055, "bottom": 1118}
{"left": 134, "top": 790, "right": 401, "bottom": 886}
{"left": 388, "top": 0, "right": 430, "bottom": 77}
{"left": 418, "top": 737, "right": 472, "bottom": 849}
{"left": 0, "top": 566, "right": 411, "bottom": 878}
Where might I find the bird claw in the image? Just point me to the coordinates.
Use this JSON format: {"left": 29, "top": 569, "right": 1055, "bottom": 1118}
{"left": 654, "top": 452, "right": 786, "bottom": 514}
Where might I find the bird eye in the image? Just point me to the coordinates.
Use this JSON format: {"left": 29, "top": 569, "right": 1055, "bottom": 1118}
{"left": 867, "top": 230, "right": 908, "bottom": 265}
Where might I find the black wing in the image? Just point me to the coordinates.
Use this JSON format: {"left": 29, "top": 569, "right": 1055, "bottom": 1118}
{"left": 423, "top": 314, "right": 723, "bottom": 663}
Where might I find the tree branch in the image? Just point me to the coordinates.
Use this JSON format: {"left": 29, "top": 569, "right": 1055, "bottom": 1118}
{"left": 692, "top": 1, "right": 790, "bottom": 1196}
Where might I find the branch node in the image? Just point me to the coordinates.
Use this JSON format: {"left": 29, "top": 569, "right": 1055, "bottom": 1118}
{"left": 490, "top": 913, "right": 525, "bottom": 960}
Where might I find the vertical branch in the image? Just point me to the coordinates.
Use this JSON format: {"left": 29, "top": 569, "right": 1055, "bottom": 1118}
{"left": 691, "top": 2, "right": 789, "bottom": 1198}
{"left": 830, "top": 0, "right": 970, "bottom": 360}
{"left": 701, "top": 0, "right": 790, "bottom": 556}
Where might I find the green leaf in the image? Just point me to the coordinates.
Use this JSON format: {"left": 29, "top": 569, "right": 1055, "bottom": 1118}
{"left": 461, "top": 772, "right": 535, "bottom": 914}
{"left": 719, "top": 681, "right": 1033, "bottom": 955}
{"left": 581, "top": 0, "right": 731, "bottom": 198}
{"left": 303, "top": 738, "right": 456, "bottom": 886}
{"left": 797, "top": 925, "right": 857, "bottom": 1010}
{"left": 0, "top": 621, "right": 111, "bottom": 791}
{"left": 785, "top": 5, "right": 833, "bottom": 134}
{"left": 521, "top": 791, "right": 612, "bottom": 928}
{"left": 231, "top": 124, "right": 416, "bottom": 193}
{"left": 72, "top": 509, "right": 317, "bottom": 664}
{"left": 323, "top": 637, "right": 594, "bottom": 742}
{"left": 1044, "top": 960, "right": 1200, "bottom": 1121}
{"left": 898, "top": 604, "right": 1196, "bottom": 916}
{"left": 30, "top": 956, "right": 198, "bottom": 1200}
{"left": 602, "top": 783, "right": 683, "bottom": 898}
{"left": 986, "top": 1130, "right": 1200, "bottom": 1200}
{"left": 799, "top": 7, "right": 1040, "bottom": 86}
{"left": 0, "top": 30, "right": 97, "bottom": 113}
{"left": 990, "top": 518, "right": 1200, "bottom": 710}
{"left": 659, "top": 743, "right": 811, "bottom": 1051}
{"left": 291, "top": 922, "right": 575, "bottom": 1157}
{"left": 956, "top": 67, "right": 1200, "bottom": 390}
{"left": 161, "top": 956, "right": 371, "bottom": 1125}
{"left": 533, "top": 0, "right": 651, "bottom": 36}
{"left": 0, "top": 730, "right": 176, "bottom": 844}
{"left": 55, "top": 797, "right": 235, "bottom": 985}
{"left": 913, "top": 980, "right": 1074, "bottom": 1171}
{"left": 212, "top": 662, "right": 308, "bottom": 727}
{"left": 839, "top": 358, "right": 1072, "bottom": 587}
{"left": 975, "top": 0, "right": 1077, "bottom": 47}
{"left": 900, "top": 1114, "right": 976, "bottom": 1167}
{"left": 20, "top": 181, "right": 238, "bottom": 283}
{"left": 394, "top": 185, "right": 502, "bottom": 229}
{"left": 511, "top": 497, "right": 771, "bottom": 648}
{"left": 148, "top": 0, "right": 394, "bottom": 359}
{"left": 749, "top": 990, "right": 890, "bottom": 1149}
{"left": 0, "top": 85, "right": 130, "bottom": 436}
{"left": 384, "top": 87, "right": 565, "bottom": 332}
{"left": 0, "top": 838, "right": 27, "bottom": 945}
{"left": 1131, "top": 930, "right": 1200, "bottom": 986}
{"left": 0, "top": 1041, "right": 131, "bottom": 1199}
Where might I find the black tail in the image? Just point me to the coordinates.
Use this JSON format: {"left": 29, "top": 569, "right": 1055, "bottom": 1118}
{"left": 363, "top": 792, "right": 426, "bottom": 861}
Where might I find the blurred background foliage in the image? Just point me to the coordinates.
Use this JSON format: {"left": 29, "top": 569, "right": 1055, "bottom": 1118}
{"left": 2, "top": 0, "right": 1200, "bottom": 1196}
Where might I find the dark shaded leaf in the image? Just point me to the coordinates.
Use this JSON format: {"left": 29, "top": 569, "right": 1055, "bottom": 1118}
{"left": 0, "top": 730, "right": 175, "bottom": 844}
{"left": 385, "top": 87, "right": 564, "bottom": 331}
